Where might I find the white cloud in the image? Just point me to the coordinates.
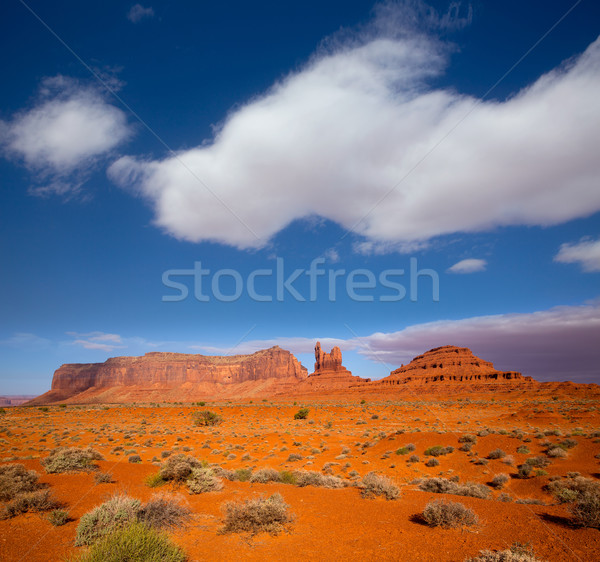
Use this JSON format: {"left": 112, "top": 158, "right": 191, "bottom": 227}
{"left": 447, "top": 258, "right": 487, "bottom": 274}
{"left": 127, "top": 4, "right": 154, "bottom": 23}
{"left": 67, "top": 331, "right": 126, "bottom": 352}
{"left": 0, "top": 332, "right": 51, "bottom": 349}
{"left": 2, "top": 76, "right": 131, "bottom": 196}
{"left": 108, "top": 2, "right": 600, "bottom": 251}
{"left": 555, "top": 237, "right": 600, "bottom": 272}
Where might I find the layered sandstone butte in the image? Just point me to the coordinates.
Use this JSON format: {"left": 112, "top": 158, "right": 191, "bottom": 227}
{"left": 0, "top": 395, "right": 36, "bottom": 407}
{"left": 297, "top": 342, "right": 370, "bottom": 391}
{"left": 377, "top": 345, "right": 534, "bottom": 389}
{"left": 31, "top": 346, "right": 308, "bottom": 404}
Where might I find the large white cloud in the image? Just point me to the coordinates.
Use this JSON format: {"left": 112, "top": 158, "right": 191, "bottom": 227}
{"left": 108, "top": 6, "right": 600, "bottom": 250}
{"left": 2, "top": 76, "right": 131, "bottom": 195}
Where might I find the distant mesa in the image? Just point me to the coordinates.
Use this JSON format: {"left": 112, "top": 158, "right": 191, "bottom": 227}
{"left": 377, "top": 345, "right": 532, "bottom": 387}
{"left": 0, "top": 395, "right": 37, "bottom": 407}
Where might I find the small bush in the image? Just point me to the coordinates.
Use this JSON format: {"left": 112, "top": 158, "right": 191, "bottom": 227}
{"left": 48, "top": 509, "right": 70, "bottom": 526}
{"left": 517, "top": 446, "right": 530, "bottom": 454}
{"left": 418, "top": 477, "right": 490, "bottom": 499}
{"left": 138, "top": 494, "right": 191, "bottom": 530}
{"left": 408, "top": 454, "right": 420, "bottom": 463}
{"left": 75, "top": 493, "right": 141, "bottom": 546}
{"left": 422, "top": 499, "right": 478, "bottom": 528}
{"left": 517, "top": 464, "right": 533, "bottom": 479}
{"left": 491, "top": 474, "right": 510, "bottom": 489}
{"left": 294, "top": 408, "right": 309, "bottom": 420}
{"left": 41, "top": 447, "right": 103, "bottom": 473}
{"left": 279, "top": 470, "right": 298, "bottom": 485}
{"left": 234, "top": 468, "right": 252, "bottom": 482}
{"left": 94, "top": 471, "right": 113, "bottom": 484}
{"left": 570, "top": 490, "right": 600, "bottom": 528}
{"left": 186, "top": 467, "right": 223, "bottom": 494}
{"left": 294, "top": 470, "right": 344, "bottom": 489}
{"left": 360, "top": 472, "right": 400, "bottom": 500}
{"left": 1, "top": 489, "right": 60, "bottom": 519}
{"left": 488, "top": 449, "right": 506, "bottom": 460}
{"left": 159, "top": 454, "right": 204, "bottom": 483}
{"left": 425, "top": 458, "right": 440, "bottom": 467}
{"left": 250, "top": 467, "right": 281, "bottom": 484}
{"left": 547, "top": 447, "right": 567, "bottom": 458}
{"left": 69, "top": 521, "right": 185, "bottom": 562}
{"left": 525, "top": 456, "right": 550, "bottom": 468}
{"left": 193, "top": 410, "right": 223, "bottom": 427}
{"left": 145, "top": 473, "right": 167, "bottom": 488}
{"left": 424, "top": 446, "right": 452, "bottom": 457}
{"left": 287, "top": 453, "right": 303, "bottom": 462}
{"left": 466, "top": 543, "right": 544, "bottom": 561}
{"left": 459, "top": 434, "right": 477, "bottom": 444}
{"left": 546, "top": 476, "right": 600, "bottom": 504}
{"left": 559, "top": 438, "right": 578, "bottom": 449}
{"left": 221, "top": 493, "right": 292, "bottom": 535}
{"left": 128, "top": 455, "right": 142, "bottom": 464}
{"left": 0, "top": 463, "right": 40, "bottom": 501}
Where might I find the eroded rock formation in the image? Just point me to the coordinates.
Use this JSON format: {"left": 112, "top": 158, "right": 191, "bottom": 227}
{"left": 378, "top": 345, "right": 533, "bottom": 388}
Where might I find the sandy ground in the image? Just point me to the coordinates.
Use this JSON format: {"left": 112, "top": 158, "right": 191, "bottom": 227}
{"left": 1, "top": 393, "right": 599, "bottom": 561}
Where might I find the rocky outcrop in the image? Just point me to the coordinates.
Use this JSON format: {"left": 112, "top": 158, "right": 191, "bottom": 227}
{"left": 298, "top": 342, "right": 370, "bottom": 391}
{"left": 31, "top": 346, "right": 308, "bottom": 404}
{"left": 0, "top": 395, "right": 36, "bottom": 407}
{"left": 377, "top": 345, "right": 534, "bottom": 388}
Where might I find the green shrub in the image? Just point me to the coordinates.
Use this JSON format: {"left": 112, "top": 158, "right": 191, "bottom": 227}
{"left": 0, "top": 463, "right": 40, "bottom": 501}
{"left": 220, "top": 493, "right": 292, "bottom": 535}
{"left": 128, "top": 455, "right": 142, "bottom": 464}
{"left": 146, "top": 473, "right": 167, "bottom": 488}
{"left": 48, "top": 509, "right": 70, "bottom": 526}
{"left": 516, "top": 446, "right": 530, "bottom": 454}
{"left": 186, "top": 467, "right": 223, "bottom": 494}
{"left": 360, "top": 472, "right": 400, "bottom": 500}
{"left": 0, "top": 407, "right": 5, "bottom": 415}
{"left": 41, "top": 447, "right": 103, "bottom": 473}
{"left": 193, "top": 410, "right": 222, "bottom": 427}
{"left": 422, "top": 499, "right": 478, "bottom": 528}
{"left": 294, "top": 408, "right": 309, "bottom": 420}
{"left": 75, "top": 493, "right": 141, "bottom": 546}
{"left": 69, "top": 521, "right": 186, "bottom": 562}
{"left": 424, "top": 445, "right": 451, "bottom": 457}
{"left": 279, "top": 470, "right": 298, "bottom": 485}
{"left": 570, "top": 490, "right": 600, "bottom": 528}
{"left": 234, "top": 468, "right": 252, "bottom": 482}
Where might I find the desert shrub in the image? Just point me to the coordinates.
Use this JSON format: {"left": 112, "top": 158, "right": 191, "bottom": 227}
{"left": 425, "top": 458, "right": 440, "bottom": 467}
{"left": 220, "top": 493, "right": 292, "bottom": 535}
{"left": 466, "top": 543, "right": 544, "bottom": 561}
{"left": 547, "top": 476, "right": 600, "bottom": 504}
{"left": 48, "top": 508, "right": 70, "bottom": 526}
{"left": 137, "top": 494, "right": 191, "bottom": 530}
{"left": 418, "top": 477, "right": 490, "bottom": 499}
{"left": 128, "top": 455, "right": 142, "bottom": 464}
{"left": 249, "top": 467, "right": 281, "bottom": 484}
{"left": 279, "top": 470, "right": 298, "bottom": 485}
{"left": 459, "top": 443, "right": 473, "bottom": 452}
{"left": 69, "top": 521, "right": 185, "bottom": 562}
{"left": 0, "top": 463, "right": 40, "bottom": 501}
{"left": 186, "top": 467, "right": 223, "bottom": 494}
{"left": 360, "top": 472, "right": 400, "bottom": 500}
{"left": 422, "top": 499, "right": 478, "bottom": 528}
{"left": 570, "top": 490, "right": 600, "bottom": 528}
{"left": 41, "top": 447, "right": 103, "bottom": 473}
{"left": 75, "top": 493, "right": 141, "bottom": 546}
{"left": 547, "top": 447, "right": 567, "bottom": 458}
{"left": 0, "top": 489, "right": 60, "bottom": 519}
{"left": 0, "top": 407, "right": 5, "bottom": 415}
{"left": 395, "top": 447, "right": 410, "bottom": 455}
{"left": 234, "top": 468, "right": 252, "bottom": 482}
{"left": 294, "top": 408, "right": 309, "bottom": 420}
{"left": 408, "top": 454, "right": 420, "bottom": 463}
{"left": 459, "top": 434, "right": 477, "bottom": 444}
{"left": 559, "top": 438, "right": 578, "bottom": 449}
{"left": 193, "top": 410, "right": 222, "bottom": 427}
{"left": 488, "top": 449, "right": 506, "bottom": 460}
{"left": 294, "top": 470, "right": 344, "bottom": 489}
{"left": 424, "top": 445, "right": 452, "bottom": 457}
{"left": 94, "top": 471, "right": 112, "bottom": 484}
{"left": 287, "top": 453, "right": 303, "bottom": 462}
{"left": 491, "top": 474, "right": 510, "bottom": 489}
{"left": 515, "top": 498, "right": 545, "bottom": 505}
{"left": 159, "top": 454, "right": 204, "bottom": 483}
{"left": 525, "top": 456, "right": 550, "bottom": 468}
{"left": 517, "top": 464, "right": 533, "bottom": 479}
{"left": 516, "top": 446, "right": 530, "bottom": 454}
{"left": 145, "top": 473, "right": 167, "bottom": 488}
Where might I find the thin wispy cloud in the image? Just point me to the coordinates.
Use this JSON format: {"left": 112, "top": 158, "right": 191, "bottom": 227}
{"left": 127, "top": 4, "right": 154, "bottom": 23}
{"left": 1, "top": 76, "right": 132, "bottom": 196}
{"left": 555, "top": 237, "right": 600, "bottom": 272}
{"left": 67, "top": 331, "right": 126, "bottom": 352}
{"left": 447, "top": 258, "right": 487, "bottom": 274}
{"left": 109, "top": 2, "right": 600, "bottom": 252}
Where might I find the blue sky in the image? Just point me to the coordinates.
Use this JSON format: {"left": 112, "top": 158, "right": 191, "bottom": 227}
{"left": 1, "top": 0, "right": 599, "bottom": 394}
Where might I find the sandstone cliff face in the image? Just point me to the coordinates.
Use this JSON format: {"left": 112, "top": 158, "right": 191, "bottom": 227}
{"left": 379, "top": 345, "right": 533, "bottom": 386}
{"left": 41, "top": 346, "right": 307, "bottom": 403}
